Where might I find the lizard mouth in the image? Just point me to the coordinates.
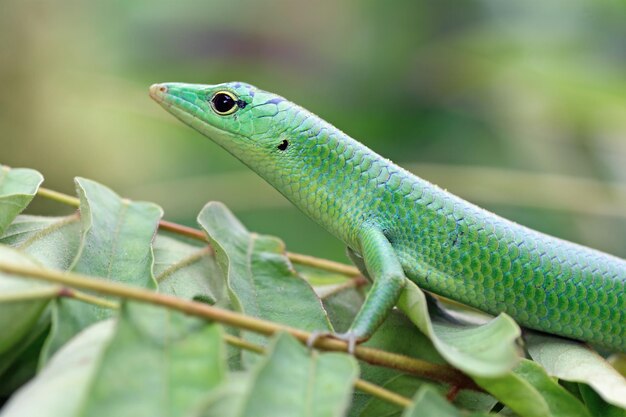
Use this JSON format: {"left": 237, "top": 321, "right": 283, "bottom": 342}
{"left": 148, "top": 82, "right": 253, "bottom": 145}
{"left": 148, "top": 83, "right": 205, "bottom": 122}
{"left": 149, "top": 82, "right": 206, "bottom": 119}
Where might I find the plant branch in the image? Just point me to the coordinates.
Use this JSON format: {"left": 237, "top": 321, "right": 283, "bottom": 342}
{"left": 159, "top": 219, "right": 205, "bottom": 240}
{"left": 37, "top": 186, "right": 80, "bottom": 207}
{"left": 0, "top": 286, "right": 61, "bottom": 302}
{"left": 37, "top": 187, "right": 360, "bottom": 277}
{"left": 287, "top": 252, "right": 360, "bottom": 277}
{"left": 354, "top": 379, "right": 412, "bottom": 408}
{"left": 223, "top": 334, "right": 265, "bottom": 354}
{"left": 59, "top": 287, "right": 120, "bottom": 309}
{"left": 35, "top": 285, "right": 414, "bottom": 408}
{"left": 0, "top": 285, "right": 118, "bottom": 311}
{"left": 0, "top": 261, "right": 479, "bottom": 391}
{"left": 220, "top": 334, "right": 412, "bottom": 408}
{"left": 158, "top": 220, "right": 361, "bottom": 276}
{"left": 318, "top": 276, "right": 368, "bottom": 299}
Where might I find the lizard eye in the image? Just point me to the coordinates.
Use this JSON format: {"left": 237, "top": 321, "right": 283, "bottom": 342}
{"left": 210, "top": 91, "right": 238, "bottom": 115}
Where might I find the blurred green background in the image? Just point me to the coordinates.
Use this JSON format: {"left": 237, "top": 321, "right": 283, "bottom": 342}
{"left": 2, "top": 0, "right": 625, "bottom": 261}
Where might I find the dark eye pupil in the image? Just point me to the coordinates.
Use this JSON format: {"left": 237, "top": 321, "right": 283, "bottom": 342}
{"left": 212, "top": 93, "right": 236, "bottom": 114}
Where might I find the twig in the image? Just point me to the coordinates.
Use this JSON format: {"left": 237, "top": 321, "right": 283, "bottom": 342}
{"left": 446, "top": 385, "right": 461, "bottom": 402}
{"left": 318, "top": 276, "right": 368, "bottom": 299}
{"left": 0, "top": 286, "right": 61, "bottom": 302}
{"left": 58, "top": 287, "right": 119, "bottom": 309}
{"left": 354, "top": 379, "right": 412, "bottom": 408}
{"left": 8, "top": 285, "right": 413, "bottom": 408}
{"left": 220, "top": 334, "right": 412, "bottom": 408}
{"left": 0, "top": 262, "right": 479, "bottom": 391}
{"left": 159, "top": 219, "right": 205, "bottom": 241}
{"left": 37, "top": 186, "right": 80, "bottom": 207}
{"left": 37, "top": 187, "right": 360, "bottom": 278}
{"left": 286, "top": 252, "right": 360, "bottom": 277}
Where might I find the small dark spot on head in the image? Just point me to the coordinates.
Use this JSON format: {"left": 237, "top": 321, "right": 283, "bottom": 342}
{"left": 233, "top": 82, "right": 241, "bottom": 88}
{"left": 236, "top": 100, "right": 247, "bottom": 109}
{"left": 277, "top": 139, "right": 289, "bottom": 151}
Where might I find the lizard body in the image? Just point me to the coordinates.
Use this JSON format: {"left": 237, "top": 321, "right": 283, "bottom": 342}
{"left": 150, "top": 82, "right": 625, "bottom": 352}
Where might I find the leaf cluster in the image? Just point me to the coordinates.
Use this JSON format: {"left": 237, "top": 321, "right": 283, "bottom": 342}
{"left": 0, "top": 165, "right": 624, "bottom": 416}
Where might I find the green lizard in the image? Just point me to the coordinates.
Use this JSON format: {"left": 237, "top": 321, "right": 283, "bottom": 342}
{"left": 149, "top": 82, "right": 625, "bottom": 353}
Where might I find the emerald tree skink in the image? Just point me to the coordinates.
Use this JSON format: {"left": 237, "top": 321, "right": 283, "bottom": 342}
{"left": 149, "top": 82, "right": 625, "bottom": 352}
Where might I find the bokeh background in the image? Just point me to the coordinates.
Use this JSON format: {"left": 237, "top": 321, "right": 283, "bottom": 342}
{"left": 2, "top": 0, "right": 625, "bottom": 261}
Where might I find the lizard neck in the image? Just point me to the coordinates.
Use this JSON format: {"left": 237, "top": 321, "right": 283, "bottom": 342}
{"left": 251, "top": 113, "right": 416, "bottom": 251}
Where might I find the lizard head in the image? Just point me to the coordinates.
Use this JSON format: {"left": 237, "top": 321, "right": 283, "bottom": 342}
{"left": 149, "top": 81, "right": 298, "bottom": 170}
{"left": 150, "top": 81, "right": 373, "bottom": 245}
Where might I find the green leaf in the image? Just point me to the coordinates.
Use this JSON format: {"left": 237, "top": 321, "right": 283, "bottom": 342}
{"left": 237, "top": 332, "right": 358, "bottom": 417}
{"left": 70, "top": 177, "right": 162, "bottom": 287}
{"left": 80, "top": 303, "right": 226, "bottom": 417}
{"left": 345, "top": 245, "right": 505, "bottom": 411}
{"left": 153, "top": 234, "right": 226, "bottom": 303}
{"left": 611, "top": 355, "right": 626, "bottom": 377}
{"left": 193, "top": 334, "right": 359, "bottom": 417}
{"left": 1, "top": 320, "right": 116, "bottom": 417}
{"left": 348, "top": 311, "right": 447, "bottom": 417}
{"left": 297, "top": 264, "right": 350, "bottom": 287}
{"left": 358, "top": 375, "right": 424, "bottom": 417}
{"left": 403, "top": 385, "right": 494, "bottom": 417}
{"left": 42, "top": 178, "right": 163, "bottom": 360}
{"left": 197, "top": 202, "right": 332, "bottom": 361}
{"left": 0, "top": 316, "right": 49, "bottom": 398}
{"left": 525, "top": 332, "right": 626, "bottom": 410}
{"left": 398, "top": 280, "right": 520, "bottom": 377}
{"left": 0, "top": 246, "right": 51, "bottom": 356}
{"left": 321, "top": 283, "right": 363, "bottom": 333}
{"left": 474, "top": 367, "right": 551, "bottom": 417}
{"left": 357, "top": 364, "right": 497, "bottom": 417}
{"left": 578, "top": 384, "right": 626, "bottom": 417}
{"left": 189, "top": 373, "right": 249, "bottom": 417}
{"left": 0, "top": 166, "right": 43, "bottom": 235}
{"left": 475, "top": 359, "right": 592, "bottom": 417}
{"left": 2, "top": 303, "right": 226, "bottom": 417}
{"left": 0, "top": 214, "right": 81, "bottom": 270}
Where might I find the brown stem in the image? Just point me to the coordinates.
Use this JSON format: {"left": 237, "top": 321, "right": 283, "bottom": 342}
{"left": 35, "top": 286, "right": 415, "bottom": 409}
{"left": 286, "top": 252, "right": 360, "bottom": 277}
{"left": 446, "top": 385, "right": 461, "bottom": 402}
{"left": 221, "top": 333, "right": 413, "bottom": 408}
{"left": 37, "top": 187, "right": 360, "bottom": 277}
{"left": 159, "top": 219, "right": 206, "bottom": 241}
{"left": 354, "top": 379, "right": 412, "bottom": 408}
{"left": 0, "top": 262, "right": 479, "bottom": 391}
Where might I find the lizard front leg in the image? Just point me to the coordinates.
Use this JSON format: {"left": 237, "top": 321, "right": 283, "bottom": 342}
{"left": 310, "top": 226, "right": 407, "bottom": 352}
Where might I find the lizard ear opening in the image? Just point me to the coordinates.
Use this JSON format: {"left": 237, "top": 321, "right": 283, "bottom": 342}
{"left": 277, "top": 139, "right": 289, "bottom": 151}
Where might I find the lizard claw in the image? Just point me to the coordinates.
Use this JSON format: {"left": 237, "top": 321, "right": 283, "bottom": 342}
{"left": 306, "top": 331, "right": 332, "bottom": 350}
{"left": 306, "top": 331, "right": 360, "bottom": 354}
{"left": 336, "top": 331, "right": 359, "bottom": 354}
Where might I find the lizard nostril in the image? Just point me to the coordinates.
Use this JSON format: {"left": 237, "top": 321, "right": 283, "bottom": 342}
{"left": 149, "top": 84, "right": 168, "bottom": 101}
